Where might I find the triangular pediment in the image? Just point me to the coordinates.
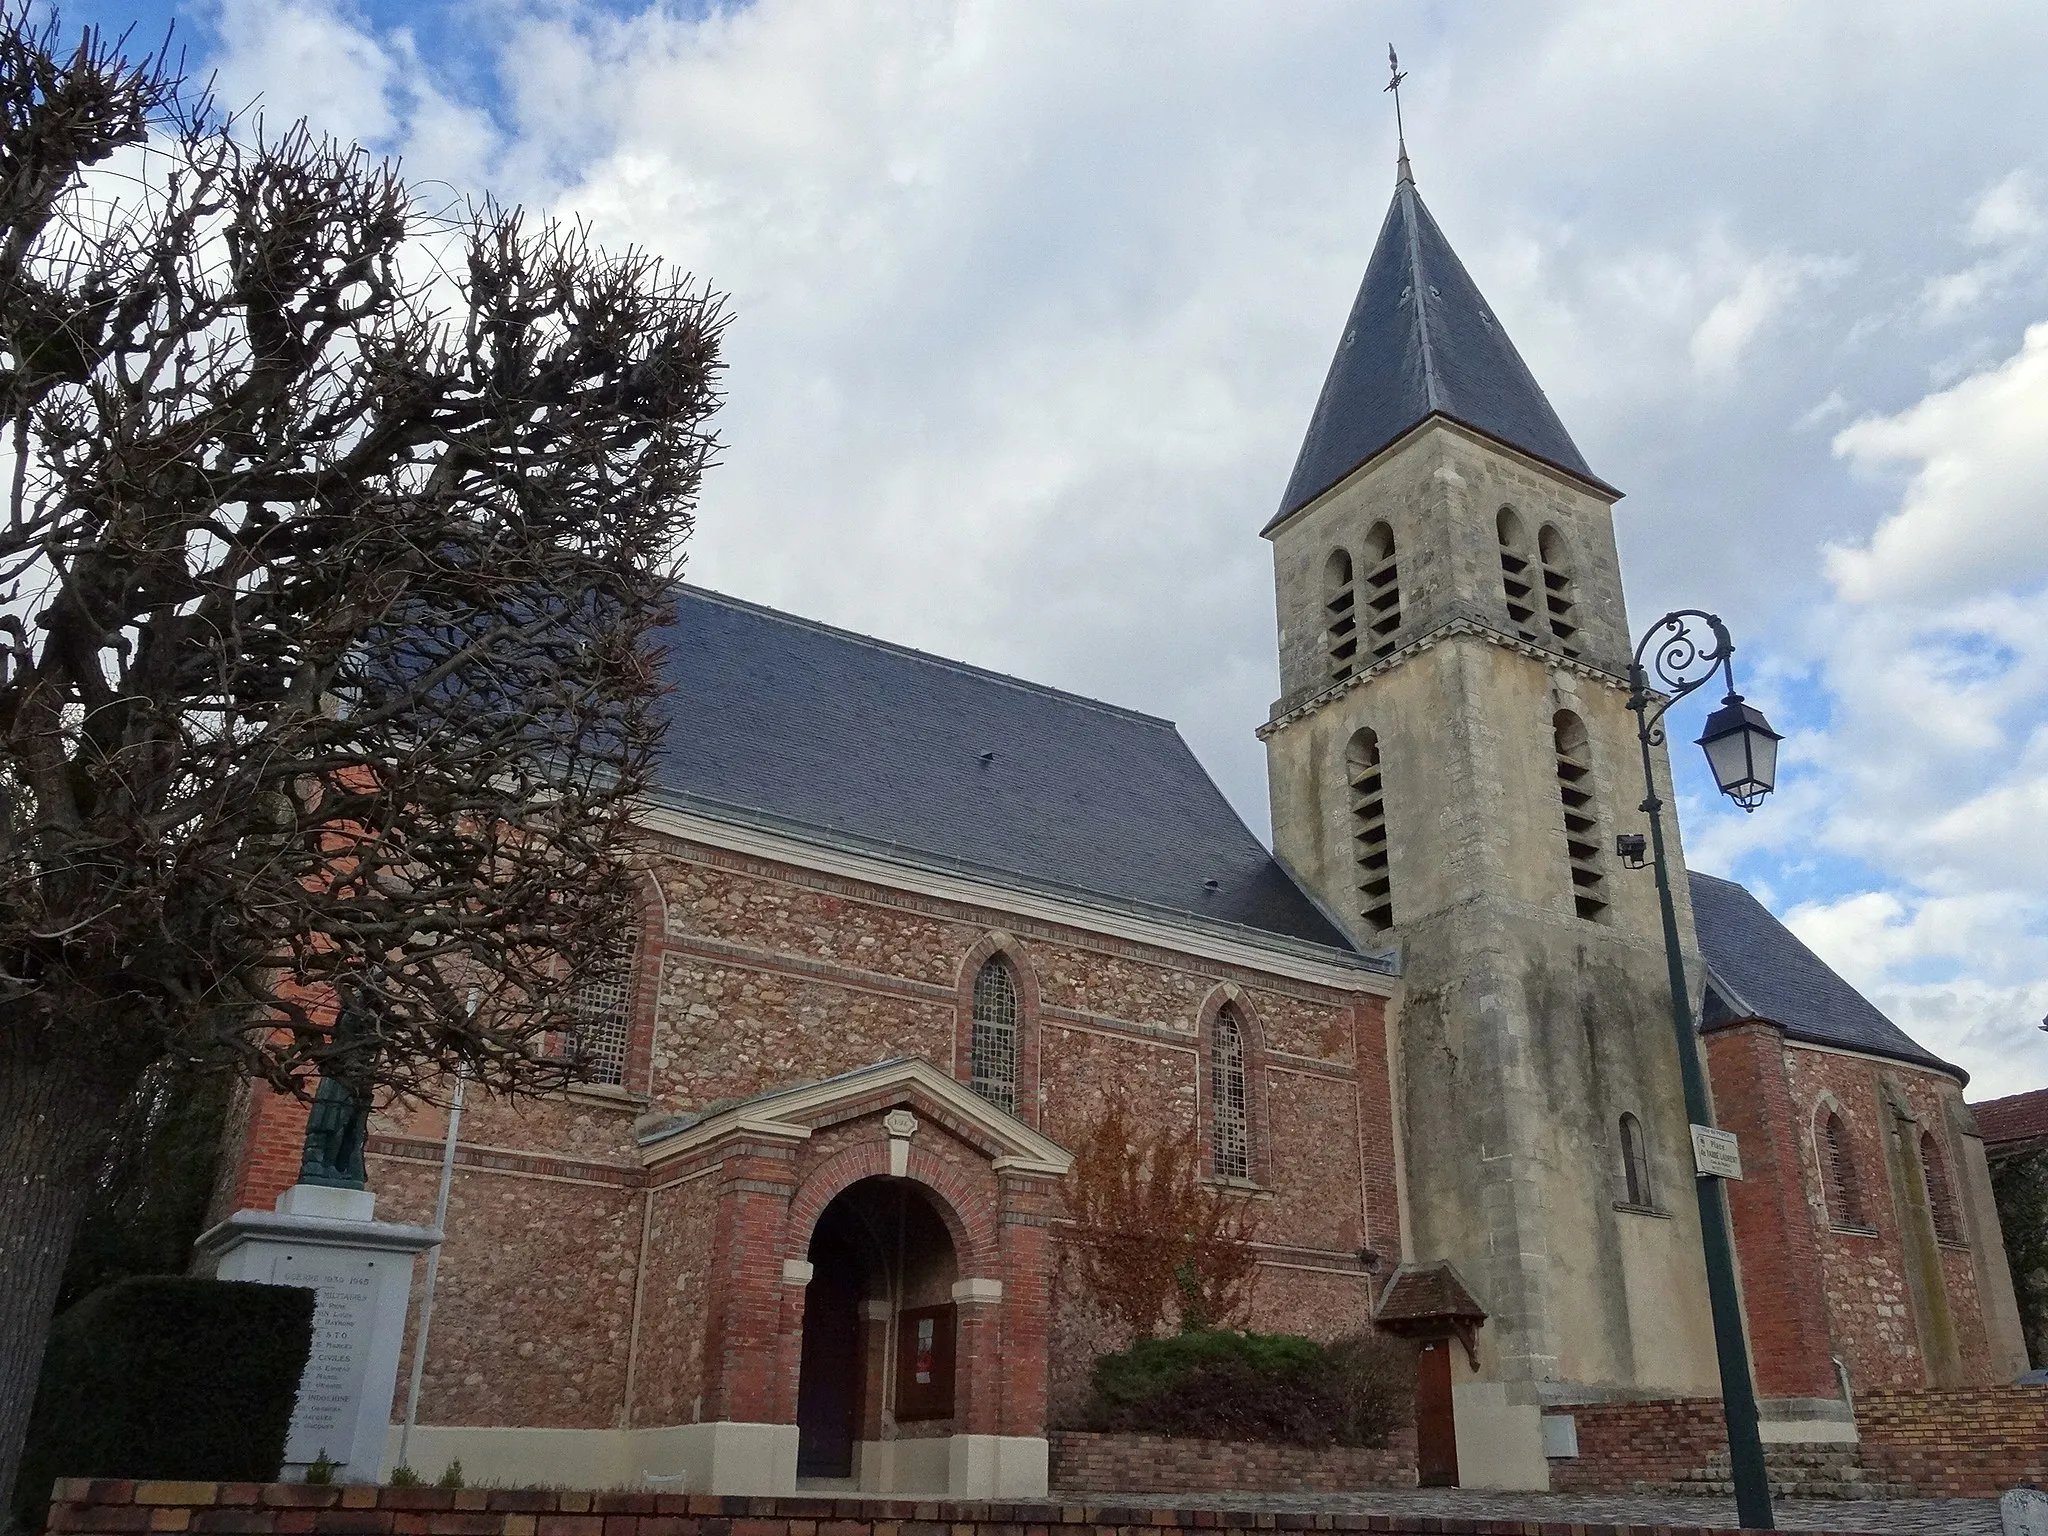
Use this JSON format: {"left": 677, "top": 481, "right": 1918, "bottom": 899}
{"left": 636, "top": 1055, "right": 1074, "bottom": 1175}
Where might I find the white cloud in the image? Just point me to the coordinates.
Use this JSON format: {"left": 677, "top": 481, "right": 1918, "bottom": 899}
{"left": 1826, "top": 323, "right": 2048, "bottom": 603}
{"left": 1689, "top": 252, "right": 1851, "bottom": 383}
{"left": 195, "top": 0, "right": 2048, "bottom": 1097}
{"left": 1919, "top": 170, "right": 2046, "bottom": 323}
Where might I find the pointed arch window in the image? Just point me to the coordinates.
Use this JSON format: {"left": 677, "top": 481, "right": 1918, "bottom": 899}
{"left": 1362, "top": 522, "right": 1402, "bottom": 659}
{"left": 1620, "top": 1113, "right": 1653, "bottom": 1208}
{"left": 1553, "top": 710, "right": 1608, "bottom": 922}
{"left": 1498, "top": 507, "right": 1539, "bottom": 641}
{"left": 1919, "top": 1130, "right": 1963, "bottom": 1244}
{"left": 1823, "top": 1111, "right": 1870, "bottom": 1231}
{"left": 1347, "top": 728, "right": 1394, "bottom": 934}
{"left": 1211, "top": 1005, "right": 1251, "bottom": 1180}
{"left": 969, "top": 958, "right": 1021, "bottom": 1114}
{"left": 1537, "top": 524, "right": 1581, "bottom": 659}
{"left": 1324, "top": 549, "right": 1359, "bottom": 681}
{"left": 564, "top": 925, "right": 639, "bottom": 1086}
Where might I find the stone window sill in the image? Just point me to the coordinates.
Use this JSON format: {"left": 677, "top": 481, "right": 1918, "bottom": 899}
{"left": 1613, "top": 1201, "right": 1671, "bottom": 1219}
{"left": 1830, "top": 1222, "right": 1880, "bottom": 1238}
{"left": 565, "top": 1082, "right": 652, "bottom": 1112}
{"left": 1203, "top": 1175, "right": 1272, "bottom": 1198}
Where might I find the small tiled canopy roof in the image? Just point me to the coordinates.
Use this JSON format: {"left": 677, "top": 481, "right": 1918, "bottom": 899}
{"left": 1972, "top": 1087, "right": 2048, "bottom": 1153}
{"left": 1374, "top": 1261, "right": 1488, "bottom": 1327}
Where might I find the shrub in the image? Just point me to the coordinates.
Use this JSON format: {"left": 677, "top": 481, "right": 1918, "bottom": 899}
{"left": 1081, "top": 1328, "right": 1413, "bottom": 1448}
{"left": 14, "top": 1278, "right": 315, "bottom": 1529}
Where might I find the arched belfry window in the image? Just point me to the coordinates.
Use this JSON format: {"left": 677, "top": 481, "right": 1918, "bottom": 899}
{"left": 565, "top": 924, "right": 639, "bottom": 1087}
{"left": 1553, "top": 710, "right": 1608, "bottom": 922}
{"left": 1537, "top": 525, "right": 1581, "bottom": 659}
{"left": 1211, "top": 1005, "right": 1251, "bottom": 1180}
{"left": 1346, "top": 728, "right": 1394, "bottom": 934}
{"left": 969, "top": 957, "right": 1021, "bottom": 1114}
{"left": 1620, "top": 1113, "right": 1653, "bottom": 1208}
{"left": 1324, "top": 549, "right": 1358, "bottom": 681}
{"left": 1920, "top": 1130, "right": 1963, "bottom": 1244}
{"left": 1362, "top": 522, "right": 1402, "bottom": 659}
{"left": 1498, "top": 508, "right": 1539, "bottom": 641}
{"left": 1823, "top": 1111, "right": 1870, "bottom": 1230}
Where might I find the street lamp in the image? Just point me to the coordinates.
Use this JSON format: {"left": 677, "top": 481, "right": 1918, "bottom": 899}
{"left": 1626, "top": 610, "right": 1782, "bottom": 1533}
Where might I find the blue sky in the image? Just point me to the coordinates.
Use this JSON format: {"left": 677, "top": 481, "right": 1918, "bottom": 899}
{"left": 60, "top": 0, "right": 2048, "bottom": 1096}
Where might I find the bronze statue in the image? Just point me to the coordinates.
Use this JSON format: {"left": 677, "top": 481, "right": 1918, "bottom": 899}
{"left": 299, "top": 1007, "right": 373, "bottom": 1189}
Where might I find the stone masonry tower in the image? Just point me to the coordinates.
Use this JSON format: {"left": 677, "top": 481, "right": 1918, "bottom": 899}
{"left": 1261, "top": 155, "right": 1721, "bottom": 1487}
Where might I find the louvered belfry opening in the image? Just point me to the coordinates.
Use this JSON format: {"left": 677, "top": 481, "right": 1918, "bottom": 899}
{"left": 1324, "top": 548, "right": 1359, "bottom": 681}
{"left": 1347, "top": 728, "right": 1394, "bottom": 934}
{"left": 1538, "top": 525, "right": 1582, "bottom": 660}
{"left": 1498, "top": 507, "right": 1540, "bottom": 642}
{"left": 1620, "top": 1112, "right": 1652, "bottom": 1208}
{"left": 564, "top": 926, "right": 638, "bottom": 1086}
{"left": 1553, "top": 710, "right": 1608, "bottom": 922}
{"left": 1212, "top": 1005, "right": 1251, "bottom": 1180}
{"left": 970, "top": 957, "right": 1021, "bottom": 1113}
{"left": 1920, "top": 1131, "right": 1963, "bottom": 1243}
{"left": 1824, "top": 1112, "right": 1869, "bottom": 1230}
{"left": 1361, "top": 522, "right": 1402, "bottom": 659}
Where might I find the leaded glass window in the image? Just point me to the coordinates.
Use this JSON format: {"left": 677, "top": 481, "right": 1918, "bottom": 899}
{"left": 564, "top": 928, "right": 636, "bottom": 1087}
{"left": 1212, "top": 1007, "right": 1250, "bottom": 1180}
{"left": 970, "top": 958, "right": 1020, "bottom": 1114}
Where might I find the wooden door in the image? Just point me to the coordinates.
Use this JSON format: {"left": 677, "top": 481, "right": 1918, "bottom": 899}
{"left": 1415, "top": 1337, "right": 1459, "bottom": 1488}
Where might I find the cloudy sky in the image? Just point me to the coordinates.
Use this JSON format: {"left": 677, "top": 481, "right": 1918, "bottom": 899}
{"left": 75, "top": 0, "right": 2048, "bottom": 1098}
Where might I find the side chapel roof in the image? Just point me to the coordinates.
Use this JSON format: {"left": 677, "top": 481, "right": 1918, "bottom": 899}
{"left": 1971, "top": 1087, "right": 2048, "bottom": 1153}
{"left": 1267, "top": 162, "right": 1611, "bottom": 532}
{"left": 1689, "top": 871, "right": 1962, "bottom": 1082}
{"left": 648, "top": 586, "right": 1364, "bottom": 959}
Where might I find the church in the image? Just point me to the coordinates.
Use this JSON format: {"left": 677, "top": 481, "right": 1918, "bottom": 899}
{"left": 212, "top": 151, "right": 2031, "bottom": 1499}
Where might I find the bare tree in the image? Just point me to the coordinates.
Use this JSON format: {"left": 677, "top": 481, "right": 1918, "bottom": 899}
{"left": 1062, "top": 1093, "right": 1262, "bottom": 1341}
{"left": 0, "top": 9, "right": 725, "bottom": 1508}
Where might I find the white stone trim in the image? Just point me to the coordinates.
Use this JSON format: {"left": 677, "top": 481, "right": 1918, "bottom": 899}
{"left": 639, "top": 1054, "right": 1074, "bottom": 1176}
{"left": 951, "top": 1277, "right": 1003, "bottom": 1304}
{"left": 780, "top": 1258, "right": 814, "bottom": 1285}
{"left": 635, "top": 801, "right": 1392, "bottom": 992}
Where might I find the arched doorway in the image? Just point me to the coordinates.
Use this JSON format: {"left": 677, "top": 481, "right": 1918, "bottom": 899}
{"left": 795, "top": 1177, "right": 959, "bottom": 1483}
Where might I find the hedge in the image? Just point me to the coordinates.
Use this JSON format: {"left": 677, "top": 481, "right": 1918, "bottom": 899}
{"left": 13, "top": 1277, "right": 315, "bottom": 1530}
{"left": 1081, "top": 1329, "right": 1413, "bottom": 1447}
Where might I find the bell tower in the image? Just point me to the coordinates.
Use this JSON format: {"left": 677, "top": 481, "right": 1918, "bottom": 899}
{"left": 1261, "top": 154, "right": 1720, "bottom": 1486}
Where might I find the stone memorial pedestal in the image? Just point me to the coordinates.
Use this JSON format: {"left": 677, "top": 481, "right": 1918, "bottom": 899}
{"left": 2006, "top": 1487, "right": 2048, "bottom": 1536}
{"left": 196, "top": 1184, "right": 440, "bottom": 1484}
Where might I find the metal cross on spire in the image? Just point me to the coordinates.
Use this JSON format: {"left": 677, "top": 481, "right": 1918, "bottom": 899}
{"left": 1386, "top": 45, "right": 1413, "bottom": 185}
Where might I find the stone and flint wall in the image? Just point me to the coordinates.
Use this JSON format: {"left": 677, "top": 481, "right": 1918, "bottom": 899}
{"left": 39, "top": 1480, "right": 1810, "bottom": 1536}
{"left": 1264, "top": 423, "right": 1723, "bottom": 1468}
{"left": 219, "top": 830, "right": 1396, "bottom": 1469}
{"left": 1047, "top": 1431, "right": 1415, "bottom": 1494}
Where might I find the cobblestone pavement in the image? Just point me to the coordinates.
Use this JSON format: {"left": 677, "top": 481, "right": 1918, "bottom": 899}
{"left": 1064, "top": 1488, "right": 2004, "bottom": 1534}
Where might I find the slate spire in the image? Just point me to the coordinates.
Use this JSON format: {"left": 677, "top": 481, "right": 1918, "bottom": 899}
{"left": 1268, "top": 159, "right": 1610, "bottom": 530}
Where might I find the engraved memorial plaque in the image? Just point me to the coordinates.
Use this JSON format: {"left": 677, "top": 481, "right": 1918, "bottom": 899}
{"left": 273, "top": 1251, "right": 380, "bottom": 1466}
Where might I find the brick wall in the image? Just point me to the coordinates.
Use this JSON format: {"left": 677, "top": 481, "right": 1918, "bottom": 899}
{"left": 1049, "top": 1430, "right": 1415, "bottom": 1493}
{"left": 39, "top": 1480, "right": 1774, "bottom": 1536}
{"left": 1857, "top": 1384, "right": 2048, "bottom": 1497}
{"left": 228, "top": 834, "right": 1393, "bottom": 1439}
{"left": 1703, "top": 1023, "right": 1837, "bottom": 1399}
{"left": 1542, "top": 1399, "right": 1728, "bottom": 1494}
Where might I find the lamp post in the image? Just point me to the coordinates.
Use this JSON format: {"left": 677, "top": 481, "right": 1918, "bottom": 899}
{"left": 1625, "top": 610, "right": 1783, "bottom": 1533}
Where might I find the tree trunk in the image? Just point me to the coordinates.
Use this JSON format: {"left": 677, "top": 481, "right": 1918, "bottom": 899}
{"left": 0, "top": 1035, "right": 129, "bottom": 1526}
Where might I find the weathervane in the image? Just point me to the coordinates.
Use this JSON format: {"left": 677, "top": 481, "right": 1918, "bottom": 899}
{"left": 1386, "top": 45, "right": 1412, "bottom": 183}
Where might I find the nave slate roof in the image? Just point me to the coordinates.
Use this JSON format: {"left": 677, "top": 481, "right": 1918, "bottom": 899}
{"left": 1690, "top": 871, "right": 1960, "bottom": 1081}
{"left": 1269, "top": 164, "right": 1610, "bottom": 530}
{"left": 650, "top": 586, "right": 1361, "bottom": 957}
